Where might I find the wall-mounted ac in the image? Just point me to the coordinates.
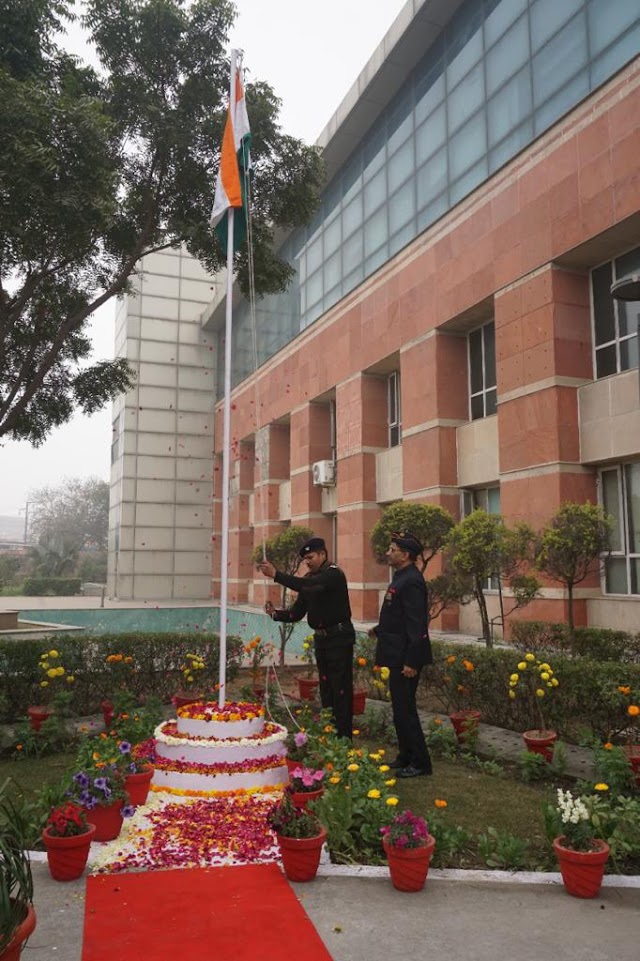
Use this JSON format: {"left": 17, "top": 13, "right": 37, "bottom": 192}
{"left": 312, "top": 460, "right": 336, "bottom": 487}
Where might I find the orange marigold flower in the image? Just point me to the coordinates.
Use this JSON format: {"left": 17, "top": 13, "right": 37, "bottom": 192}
{"left": 357, "top": 657, "right": 367, "bottom": 666}
{"left": 463, "top": 660, "right": 475, "bottom": 672}
{"left": 446, "top": 655, "right": 456, "bottom": 664}
{"left": 618, "top": 685, "right": 631, "bottom": 696}
{"left": 15, "top": 744, "right": 23, "bottom": 751}
{"left": 434, "top": 798, "right": 448, "bottom": 808}
{"left": 628, "top": 705, "right": 640, "bottom": 717}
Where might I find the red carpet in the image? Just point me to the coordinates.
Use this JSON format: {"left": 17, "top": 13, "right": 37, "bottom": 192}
{"left": 82, "top": 864, "right": 333, "bottom": 960}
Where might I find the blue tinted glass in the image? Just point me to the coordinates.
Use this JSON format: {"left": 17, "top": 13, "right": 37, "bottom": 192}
{"left": 324, "top": 250, "right": 341, "bottom": 290}
{"left": 389, "top": 179, "right": 416, "bottom": 235}
{"left": 534, "top": 70, "right": 589, "bottom": 134}
{"left": 415, "top": 104, "right": 446, "bottom": 163}
{"left": 342, "top": 196, "right": 362, "bottom": 238}
{"left": 446, "top": 26, "right": 483, "bottom": 89}
{"left": 448, "top": 62, "right": 485, "bottom": 135}
{"left": 388, "top": 138, "right": 414, "bottom": 193}
{"left": 324, "top": 216, "right": 341, "bottom": 255}
{"left": 532, "top": 15, "right": 588, "bottom": 106}
{"left": 364, "top": 206, "right": 388, "bottom": 256}
{"left": 364, "top": 168, "right": 386, "bottom": 217}
{"left": 306, "top": 269, "right": 323, "bottom": 307}
{"left": 362, "top": 126, "right": 387, "bottom": 178}
{"left": 530, "top": 0, "right": 584, "bottom": 50}
{"left": 365, "top": 244, "right": 389, "bottom": 276}
{"left": 306, "top": 236, "right": 323, "bottom": 275}
{"left": 484, "top": 0, "right": 527, "bottom": 46}
{"left": 487, "top": 66, "right": 532, "bottom": 146}
{"left": 342, "top": 265, "right": 364, "bottom": 298}
{"left": 449, "top": 110, "right": 486, "bottom": 179}
{"left": 341, "top": 155, "right": 362, "bottom": 204}
{"left": 486, "top": 15, "right": 529, "bottom": 97}
{"left": 446, "top": 1, "right": 484, "bottom": 86}
{"left": 417, "top": 193, "right": 448, "bottom": 232}
{"left": 342, "top": 230, "right": 362, "bottom": 274}
{"left": 415, "top": 69, "right": 445, "bottom": 127}
{"left": 449, "top": 157, "right": 488, "bottom": 206}
{"left": 489, "top": 119, "right": 533, "bottom": 172}
{"left": 416, "top": 147, "right": 447, "bottom": 208}
{"left": 387, "top": 90, "right": 414, "bottom": 154}
{"left": 590, "top": 23, "right": 640, "bottom": 87}
{"left": 389, "top": 222, "right": 415, "bottom": 258}
{"left": 588, "top": 0, "right": 639, "bottom": 55}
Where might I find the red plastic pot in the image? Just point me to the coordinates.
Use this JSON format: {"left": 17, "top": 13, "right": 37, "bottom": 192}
{"left": 290, "top": 787, "right": 324, "bottom": 810}
{"left": 383, "top": 834, "right": 436, "bottom": 892}
{"left": 522, "top": 729, "right": 557, "bottom": 762}
{"left": 276, "top": 827, "right": 327, "bottom": 882}
{"left": 352, "top": 689, "right": 367, "bottom": 715}
{"left": 42, "top": 824, "right": 96, "bottom": 881}
{"left": 449, "top": 710, "right": 481, "bottom": 744}
{"left": 1, "top": 902, "right": 36, "bottom": 961}
{"left": 86, "top": 801, "right": 124, "bottom": 842}
{"left": 124, "top": 765, "right": 154, "bottom": 806}
{"left": 553, "top": 836, "right": 610, "bottom": 898}
{"left": 173, "top": 692, "right": 202, "bottom": 709}
{"left": 100, "top": 699, "right": 114, "bottom": 730}
{"left": 297, "top": 677, "right": 319, "bottom": 701}
{"left": 624, "top": 745, "right": 640, "bottom": 787}
{"left": 27, "top": 706, "right": 51, "bottom": 732}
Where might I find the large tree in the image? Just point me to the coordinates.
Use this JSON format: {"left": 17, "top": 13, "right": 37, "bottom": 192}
{"left": 0, "top": 0, "right": 323, "bottom": 444}
{"left": 28, "top": 475, "right": 110, "bottom": 550}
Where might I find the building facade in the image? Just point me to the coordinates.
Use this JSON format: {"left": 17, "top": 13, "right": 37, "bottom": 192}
{"left": 109, "top": 0, "right": 640, "bottom": 634}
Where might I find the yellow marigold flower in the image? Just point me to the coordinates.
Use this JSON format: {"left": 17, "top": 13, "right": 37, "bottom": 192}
{"left": 369, "top": 753, "right": 381, "bottom": 761}
{"left": 352, "top": 729, "right": 360, "bottom": 736}
{"left": 67, "top": 675, "right": 75, "bottom": 683}
{"left": 302, "top": 641, "right": 310, "bottom": 650}
{"left": 517, "top": 662, "right": 527, "bottom": 670}
{"left": 385, "top": 778, "right": 397, "bottom": 787}
{"left": 380, "top": 667, "right": 390, "bottom": 681}
{"left": 49, "top": 650, "right": 59, "bottom": 658}
{"left": 536, "top": 689, "right": 545, "bottom": 698}
{"left": 540, "top": 663, "right": 551, "bottom": 672}
{"left": 508, "top": 690, "right": 516, "bottom": 700}
{"left": 594, "top": 783, "right": 609, "bottom": 792}
{"left": 551, "top": 678, "right": 559, "bottom": 687}
{"left": 57, "top": 666, "right": 65, "bottom": 676}
{"left": 603, "top": 742, "right": 613, "bottom": 750}
{"left": 40, "top": 681, "right": 48, "bottom": 688}
{"left": 347, "top": 763, "right": 359, "bottom": 772}
{"left": 379, "top": 765, "right": 390, "bottom": 773}
{"left": 540, "top": 672, "right": 550, "bottom": 681}
{"left": 628, "top": 705, "right": 640, "bottom": 717}
{"left": 510, "top": 674, "right": 519, "bottom": 683}
{"left": 329, "top": 775, "right": 341, "bottom": 784}
{"left": 434, "top": 798, "right": 448, "bottom": 808}
{"left": 46, "top": 668, "right": 57, "bottom": 679}
{"left": 525, "top": 653, "right": 535, "bottom": 662}
{"left": 446, "top": 655, "right": 456, "bottom": 664}
{"left": 386, "top": 797, "right": 399, "bottom": 807}
{"left": 367, "top": 789, "right": 381, "bottom": 799}
{"left": 93, "top": 752, "right": 100, "bottom": 761}
{"left": 378, "top": 749, "right": 385, "bottom": 755}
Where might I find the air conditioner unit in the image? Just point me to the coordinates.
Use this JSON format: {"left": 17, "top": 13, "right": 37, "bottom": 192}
{"left": 312, "top": 460, "right": 336, "bottom": 487}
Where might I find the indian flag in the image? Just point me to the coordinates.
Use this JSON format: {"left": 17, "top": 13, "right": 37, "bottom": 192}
{"left": 210, "top": 69, "right": 252, "bottom": 252}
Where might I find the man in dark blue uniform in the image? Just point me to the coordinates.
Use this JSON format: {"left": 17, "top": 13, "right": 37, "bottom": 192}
{"left": 371, "top": 531, "right": 433, "bottom": 777}
{"left": 257, "top": 537, "right": 355, "bottom": 739}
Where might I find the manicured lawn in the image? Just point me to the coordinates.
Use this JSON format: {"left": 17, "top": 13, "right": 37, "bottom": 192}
{"left": 0, "top": 752, "right": 76, "bottom": 799}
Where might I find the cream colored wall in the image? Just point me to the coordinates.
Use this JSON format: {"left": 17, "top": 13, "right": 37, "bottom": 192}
{"left": 457, "top": 415, "right": 499, "bottom": 487}
{"left": 376, "top": 445, "right": 403, "bottom": 503}
{"left": 579, "top": 370, "right": 640, "bottom": 463}
{"left": 587, "top": 597, "right": 640, "bottom": 632}
{"left": 107, "top": 248, "right": 217, "bottom": 600}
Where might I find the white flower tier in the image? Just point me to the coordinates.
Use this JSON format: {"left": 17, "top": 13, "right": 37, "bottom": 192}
{"left": 150, "top": 702, "right": 288, "bottom": 797}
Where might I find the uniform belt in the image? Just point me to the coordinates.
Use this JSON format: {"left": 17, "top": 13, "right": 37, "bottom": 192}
{"left": 314, "top": 622, "right": 352, "bottom": 637}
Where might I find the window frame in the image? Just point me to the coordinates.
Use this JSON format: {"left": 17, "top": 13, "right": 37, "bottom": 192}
{"left": 599, "top": 463, "right": 640, "bottom": 596}
{"left": 387, "top": 371, "right": 402, "bottom": 448}
{"left": 460, "top": 485, "right": 501, "bottom": 590}
{"left": 590, "top": 245, "right": 640, "bottom": 380}
{"left": 468, "top": 319, "right": 497, "bottom": 421}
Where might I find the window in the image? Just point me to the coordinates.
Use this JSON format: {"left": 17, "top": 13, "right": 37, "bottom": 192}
{"left": 461, "top": 486, "right": 501, "bottom": 589}
{"left": 387, "top": 371, "right": 401, "bottom": 448}
{"left": 601, "top": 464, "right": 640, "bottom": 595}
{"left": 591, "top": 247, "right": 640, "bottom": 379}
{"left": 468, "top": 321, "right": 497, "bottom": 420}
{"left": 111, "top": 415, "right": 120, "bottom": 465}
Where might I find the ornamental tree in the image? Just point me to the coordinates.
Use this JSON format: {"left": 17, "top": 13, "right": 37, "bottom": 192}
{"left": 446, "top": 510, "right": 540, "bottom": 648}
{"left": 370, "top": 502, "right": 455, "bottom": 572}
{"left": 252, "top": 526, "right": 313, "bottom": 665}
{"left": 535, "top": 503, "right": 612, "bottom": 647}
{"left": 0, "top": 0, "right": 323, "bottom": 444}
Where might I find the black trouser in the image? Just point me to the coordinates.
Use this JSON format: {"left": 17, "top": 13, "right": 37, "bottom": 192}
{"left": 314, "top": 640, "right": 354, "bottom": 740}
{"left": 388, "top": 667, "right": 432, "bottom": 772}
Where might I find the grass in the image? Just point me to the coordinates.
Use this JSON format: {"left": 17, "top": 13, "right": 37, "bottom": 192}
{"left": 0, "top": 752, "right": 76, "bottom": 800}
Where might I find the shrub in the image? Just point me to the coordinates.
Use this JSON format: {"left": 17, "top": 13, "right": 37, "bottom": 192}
{"left": 511, "top": 620, "right": 640, "bottom": 663}
{"left": 23, "top": 577, "right": 81, "bottom": 596}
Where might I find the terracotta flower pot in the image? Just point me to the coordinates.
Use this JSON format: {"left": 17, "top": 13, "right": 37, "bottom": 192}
{"left": 100, "top": 699, "right": 114, "bottom": 730}
{"left": 624, "top": 744, "right": 640, "bottom": 787}
{"left": 42, "top": 824, "right": 96, "bottom": 881}
{"left": 1, "top": 902, "right": 36, "bottom": 961}
{"left": 383, "top": 835, "right": 436, "bottom": 892}
{"left": 290, "top": 787, "right": 324, "bottom": 810}
{"left": 173, "top": 692, "right": 202, "bottom": 709}
{"left": 352, "top": 689, "right": 367, "bottom": 715}
{"left": 553, "top": 836, "right": 610, "bottom": 898}
{"left": 27, "top": 706, "right": 51, "bottom": 732}
{"left": 124, "top": 765, "right": 154, "bottom": 806}
{"left": 86, "top": 801, "right": 124, "bottom": 842}
{"left": 285, "top": 757, "right": 303, "bottom": 774}
{"left": 449, "top": 710, "right": 481, "bottom": 744}
{"left": 522, "top": 728, "right": 557, "bottom": 762}
{"left": 276, "top": 827, "right": 327, "bottom": 882}
{"left": 297, "top": 677, "right": 319, "bottom": 701}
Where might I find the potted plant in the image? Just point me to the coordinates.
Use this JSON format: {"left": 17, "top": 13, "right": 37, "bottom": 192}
{"left": 27, "top": 649, "right": 74, "bottom": 732}
{"left": 288, "top": 766, "right": 325, "bottom": 809}
{"left": 0, "top": 781, "right": 36, "bottom": 961}
{"left": 109, "top": 695, "right": 162, "bottom": 806}
{"left": 443, "top": 654, "right": 480, "bottom": 744}
{"left": 380, "top": 809, "right": 436, "bottom": 892}
{"left": 67, "top": 737, "right": 134, "bottom": 841}
{"left": 173, "top": 652, "right": 207, "bottom": 707}
{"left": 242, "top": 636, "right": 276, "bottom": 698}
{"left": 612, "top": 683, "right": 640, "bottom": 786}
{"left": 101, "top": 652, "right": 136, "bottom": 728}
{"left": 297, "top": 636, "right": 318, "bottom": 701}
{"left": 283, "top": 730, "right": 314, "bottom": 774}
{"left": 42, "top": 802, "right": 96, "bottom": 882}
{"left": 352, "top": 635, "right": 372, "bottom": 715}
{"left": 549, "top": 789, "right": 610, "bottom": 898}
{"left": 508, "top": 652, "right": 559, "bottom": 760}
{"left": 267, "top": 791, "right": 326, "bottom": 882}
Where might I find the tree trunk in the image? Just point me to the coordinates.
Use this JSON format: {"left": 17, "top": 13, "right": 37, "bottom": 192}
{"left": 475, "top": 578, "right": 492, "bottom": 648}
{"left": 566, "top": 582, "right": 575, "bottom": 648}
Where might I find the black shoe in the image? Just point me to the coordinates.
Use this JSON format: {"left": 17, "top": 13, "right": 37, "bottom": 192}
{"left": 387, "top": 758, "right": 408, "bottom": 770}
{"left": 396, "top": 766, "right": 432, "bottom": 778}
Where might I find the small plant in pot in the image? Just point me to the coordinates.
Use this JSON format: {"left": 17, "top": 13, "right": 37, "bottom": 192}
{"left": 267, "top": 791, "right": 326, "bottom": 882}
{"left": 42, "top": 802, "right": 96, "bottom": 882}
{"left": 443, "top": 654, "right": 480, "bottom": 745}
{"left": 288, "top": 766, "right": 325, "bottom": 809}
{"left": 546, "top": 788, "right": 610, "bottom": 898}
{"left": 0, "top": 779, "right": 36, "bottom": 959}
{"left": 380, "top": 809, "right": 436, "bottom": 892}
{"left": 508, "top": 653, "right": 559, "bottom": 760}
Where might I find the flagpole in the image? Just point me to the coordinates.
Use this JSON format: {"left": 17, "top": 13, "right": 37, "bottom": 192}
{"left": 218, "top": 48, "right": 237, "bottom": 709}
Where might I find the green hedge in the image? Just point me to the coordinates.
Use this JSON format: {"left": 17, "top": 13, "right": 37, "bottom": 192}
{"left": 0, "top": 632, "right": 243, "bottom": 722}
{"left": 510, "top": 620, "right": 640, "bottom": 663}
{"left": 23, "top": 577, "right": 82, "bottom": 596}
{"left": 428, "top": 641, "right": 640, "bottom": 741}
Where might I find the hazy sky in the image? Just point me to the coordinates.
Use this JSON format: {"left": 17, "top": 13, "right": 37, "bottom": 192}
{"left": 0, "top": 0, "right": 407, "bottom": 515}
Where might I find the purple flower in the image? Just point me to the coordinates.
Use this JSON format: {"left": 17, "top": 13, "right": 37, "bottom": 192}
{"left": 73, "top": 772, "right": 89, "bottom": 788}
{"left": 118, "top": 741, "right": 132, "bottom": 755}
{"left": 128, "top": 761, "right": 137, "bottom": 774}
{"left": 79, "top": 790, "right": 93, "bottom": 806}
{"left": 93, "top": 777, "right": 108, "bottom": 792}
{"left": 83, "top": 795, "right": 97, "bottom": 810}
{"left": 294, "top": 732, "right": 307, "bottom": 748}
{"left": 122, "top": 805, "right": 135, "bottom": 818}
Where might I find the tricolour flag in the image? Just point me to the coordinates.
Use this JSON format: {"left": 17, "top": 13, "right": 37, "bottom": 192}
{"left": 210, "top": 69, "right": 252, "bottom": 252}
